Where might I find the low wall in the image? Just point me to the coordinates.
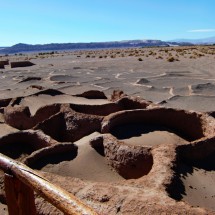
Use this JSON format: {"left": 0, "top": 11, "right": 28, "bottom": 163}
{"left": 70, "top": 103, "right": 122, "bottom": 116}
{"left": 101, "top": 108, "right": 208, "bottom": 141}
{"left": 75, "top": 90, "right": 107, "bottom": 99}
{"left": 10, "top": 61, "right": 35, "bottom": 68}
{"left": 0, "top": 60, "right": 9, "bottom": 69}
{"left": 4, "top": 104, "right": 61, "bottom": 130}
{"left": 0, "top": 62, "right": 4, "bottom": 69}
{"left": 0, "top": 98, "right": 12, "bottom": 108}
{"left": 0, "top": 130, "right": 58, "bottom": 159}
{"left": 178, "top": 136, "right": 215, "bottom": 160}
{"left": 24, "top": 143, "right": 78, "bottom": 169}
{"left": 90, "top": 134, "right": 153, "bottom": 179}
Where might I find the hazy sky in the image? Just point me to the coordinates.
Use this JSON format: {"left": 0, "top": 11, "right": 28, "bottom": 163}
{"left": 0, "top": 0, "right": 214, "bottom": 46}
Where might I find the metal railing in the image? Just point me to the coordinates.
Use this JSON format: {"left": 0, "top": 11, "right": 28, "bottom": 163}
{"left": 0, "top": 153, "right": 97, "bottom": 215}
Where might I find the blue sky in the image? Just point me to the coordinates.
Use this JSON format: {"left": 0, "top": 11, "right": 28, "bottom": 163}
{"left": 0, "top": 0, "right": 214, "bottom": 46}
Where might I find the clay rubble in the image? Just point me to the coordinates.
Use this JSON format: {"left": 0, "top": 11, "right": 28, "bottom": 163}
{"left": 0, "top": 89, "right": 214, "bottom": 214}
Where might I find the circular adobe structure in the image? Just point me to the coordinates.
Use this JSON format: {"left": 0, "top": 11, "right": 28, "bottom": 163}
{"left": 101, "top": 107, "right": 215, "bottom": 145}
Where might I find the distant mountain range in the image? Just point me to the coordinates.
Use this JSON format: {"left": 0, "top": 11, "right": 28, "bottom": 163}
{"left": 0, "top": 37, "right": 214, "bottom": 54}
{"left": 169, "top": 36, "right": 215, "bottom": 44}
{"left": 0, "top": 40, "right": 192, "bottom": 54}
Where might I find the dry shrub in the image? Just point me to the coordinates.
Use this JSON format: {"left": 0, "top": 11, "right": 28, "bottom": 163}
{"left": 156, "top": 56, "right": 163, "bottom": 59}
{"left": 167, "top": 56, "right": 177, "bottom": 62}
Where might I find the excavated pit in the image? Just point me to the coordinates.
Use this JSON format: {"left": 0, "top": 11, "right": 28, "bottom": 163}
{"left": 90, "top": 135, "right": 154, "bottom": 179}
{"left": 19, "top": 94, "right": 111, "bottom": 115}
{"left": 34, "top": 110, "right": 102, "bottom": 142}
{"left": 4, "top": 104, "right": 61, "bottom": 130}
{"left": 25, "top": 143, "right": 78, "bottom": 170}
{"left": 167, "top": 135, "right": 215, "bottom": 212}
{"left": 28, "top": 132, "right": 152, "bottom": 181}
{"left": 0, "top": 130, "right": 56, "bottom": 161}
{"left": 0, "top": 141, "right": 35, "bottom": 161}
{"left": 171, "top": 150, "right": 215, "bottom": 212}
{"left": 10, "top": 61, "right": 35, "bottom": 68}
{"left": 182, "top": 157, "right": 215, "bottom": 211}
{"left": 102, "top": 108, "right": 207, "bottom": 143}
{"left": 0, "top": 89, "right": 215, "bottom": 214}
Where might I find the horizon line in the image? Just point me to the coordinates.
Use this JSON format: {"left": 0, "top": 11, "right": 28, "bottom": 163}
{"left": 1, "top": 35, "right": 215, "bottom": 47}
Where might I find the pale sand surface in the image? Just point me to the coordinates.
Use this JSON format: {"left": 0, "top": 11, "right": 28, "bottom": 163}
{"left": 178, "top": 154, "right": 215, "bottom": 212}
{"left": 0, "top": 47, "right": 215, "bottom": 112}
{"left": 41, "top": 132, "right": 124, "bottom": 182}
{"left": 111, "top": 124, "right": 188, "bottom": 147}
{"left": 20, "top": 94, "right": 110, "bottom": 115}
{"left": 181, "top": 167, "right": 215, "bottom": 211}
{"left": 0, "top": 203, "right": 7, "bottom": 215}
{"left": 0, "top": 124, "right": 18, "bottom": 138}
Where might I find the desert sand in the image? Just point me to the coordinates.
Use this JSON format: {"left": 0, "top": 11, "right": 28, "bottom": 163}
{"left": 41, "top": 132, "right": 124, "bottom": 182}
{"left": 111, "top": 123, "right": 188, "bottom": 147}
{"left": 0, "top": 46, "right": 214, "bottom": 214}
{"left": 0, "top": 46, "right": 215, "bottom": 112}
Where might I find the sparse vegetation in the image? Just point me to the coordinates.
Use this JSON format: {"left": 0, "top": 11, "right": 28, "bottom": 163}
{"left": 167, "top": 56, "right": 178, "bottom": 62}
{"left": 13, "top": 45, "right": 213, "bottom": 62}
{"left": 156, "top": 56, "right": 163, "bottom": 59}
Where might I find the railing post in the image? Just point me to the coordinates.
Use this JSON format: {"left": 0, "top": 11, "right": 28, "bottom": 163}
{"left": 0, "top": 153, "right": 97, "bottom": 215}
{"left": 4, "top": 174, "right": 36, "bottom": 215}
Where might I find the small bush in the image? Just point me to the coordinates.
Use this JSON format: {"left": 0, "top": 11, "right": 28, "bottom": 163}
{"left": 156, "top": 56, "right": 163, "bottom": 59}
{"left": 138, "top": 58, "right": 143, "bottom": 61}
{"left": 167, "top": 57, "right": 175, "bottom": 62}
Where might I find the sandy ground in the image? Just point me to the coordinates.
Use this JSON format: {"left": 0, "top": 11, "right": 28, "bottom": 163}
{"left": 0, "top": 124, "right": 18, "bottom": 138}
{"left": 0, "top": 46, "right": 215, "bottom": 213}
{"left": 178, "top": 153, "right": 215, "bottom": 212}
{"left": 20, "top": 94, "right": 110, "bottom": 115}
{"left": 181, "top": 165, "right": 215, "bottom": 211}
{"left": 111, "top": 123, "right": 188, "bottom": 147}
{"left": 41, "top": 132, "right": 124, "bottom": 182}
{"left": 0, "top": 46, "right": 215, "bottom": 112}
{"left": 0, "top": 203, "right": 7, "bottom": 215}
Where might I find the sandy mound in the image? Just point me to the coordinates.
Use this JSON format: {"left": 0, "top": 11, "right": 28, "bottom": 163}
{"left": 41, "top": 132, "right": 124, "bottom": 182}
